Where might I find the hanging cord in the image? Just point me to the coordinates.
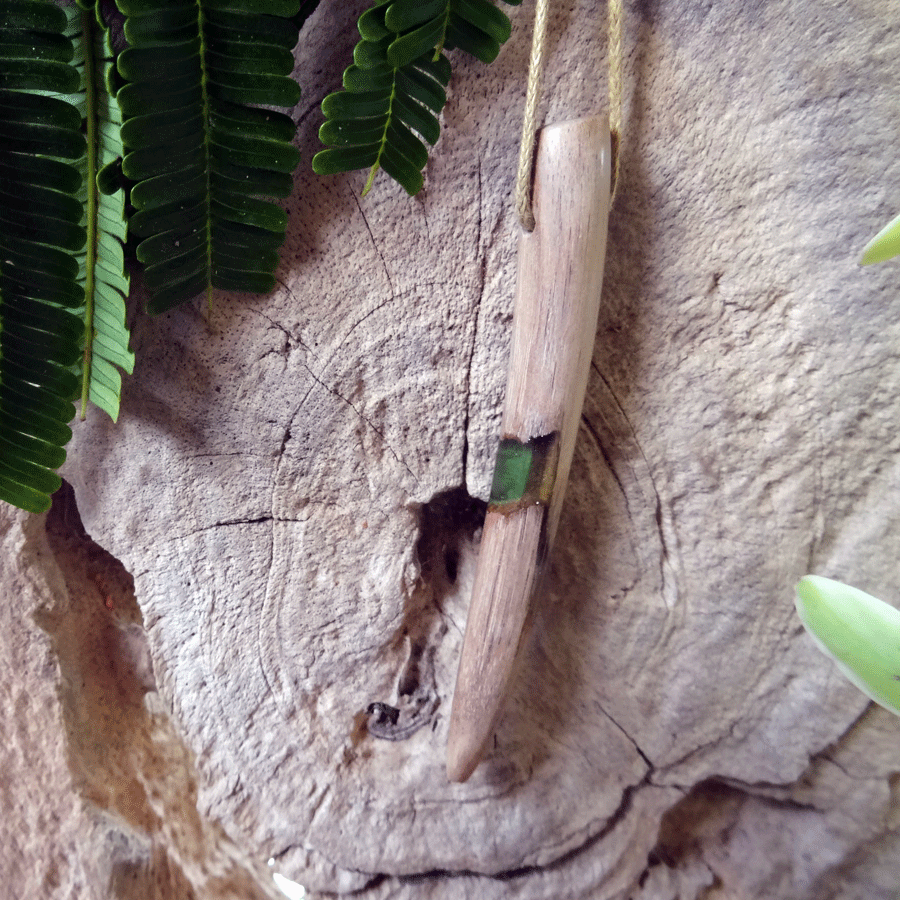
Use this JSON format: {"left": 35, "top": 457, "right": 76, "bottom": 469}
{"left": 514, "top": 0, "right": 625, "bottom": 229}
{"left": 514, "top": 0, "right": 551, "bottom": 231}
{"left": 608, "top": 0, "right": 624, "bottom": 201}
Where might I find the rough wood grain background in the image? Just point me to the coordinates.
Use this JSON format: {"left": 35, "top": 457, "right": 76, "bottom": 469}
{"left": 3, "top": 1, "right": 899, "bottom": 897}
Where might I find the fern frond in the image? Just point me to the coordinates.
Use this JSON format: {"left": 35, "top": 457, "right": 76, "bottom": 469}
{"left": 54, "top": 0, "right": 134, "bottom": 422}
{"left": 0, "top": 0, "right": 86, "bottom": 513}
{"left": 313, "top": 0, "right": 521, "bottom": 195}
{"left": 115, "top": 0, "right": 302, "bottom": 314}
{"left": 444, "top": 0, "right": 520, "bottom": 63}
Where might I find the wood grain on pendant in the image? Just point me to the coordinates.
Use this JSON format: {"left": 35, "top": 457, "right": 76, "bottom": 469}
{"left": 447, "top": 116, "right": 612, "bottom": 782}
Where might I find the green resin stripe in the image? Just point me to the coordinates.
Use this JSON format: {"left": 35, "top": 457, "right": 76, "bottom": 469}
{"left": 489, "top": 432, "right": 559, "bottom": 509}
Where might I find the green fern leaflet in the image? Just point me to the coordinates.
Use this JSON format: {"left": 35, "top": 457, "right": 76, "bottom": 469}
{"left": 313, "top": 0, "right": 521, "bottom": 196}
{"left": 60, "top": 0, "right": 135, "bottom": 422}
{"left": 0, "top": 0, "right": 85, "bottom": 513}
{"left": 116, "top": 0, "right": 302, "bottom": 314}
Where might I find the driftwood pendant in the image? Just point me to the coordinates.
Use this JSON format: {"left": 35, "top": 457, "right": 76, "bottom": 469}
{"left": 447, "top": 116, "right": 612, "bottom": 782}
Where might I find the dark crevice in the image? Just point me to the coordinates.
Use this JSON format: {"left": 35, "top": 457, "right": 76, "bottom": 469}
{"left": 386, "top": 773, "right": 654, "bottom": 886}
{"left": 362, "top": 487, "right": 486, "bottom": 742}
{"left": 40, "top": 481, "right": 278, "bottom": 897}
{"left": 414, "top": 486, "right": 487, "bottom": 603}
{"left": 581, "top": 411, "right": 632, "bottom": 516}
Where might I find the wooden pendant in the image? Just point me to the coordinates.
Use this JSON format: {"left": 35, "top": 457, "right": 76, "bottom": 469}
{"left": 447, "top": 116, "right": 612, "bottom": 782}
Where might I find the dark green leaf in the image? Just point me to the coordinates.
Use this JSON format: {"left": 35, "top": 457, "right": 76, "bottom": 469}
{"left": 135, "top": 226, "right": 207, "bottom": 265}
{"left": 96, "top": 158, "right": 124, "bottom": 194}
{"left": 0, "top": 90, "right": 80, "bottom": 129}
{"left": 2, "top": 354, "right": 78, "bottom": 398}
{"left": 1, "top": 267, "right": 85, "bottom": 308}
{"left": 144, "top": 271, "right": 209, "bottom": 314}
{"left": 116, "top": 81, "right": 203, "bottom": 117}
{"left": 0, "top": 417, "right": 71, "bottom": 462}
{"left": 129, "top": 199, "right": 206, "bottom": 238}
{"left": 0, "top": 152, "right": 81, "bottom": 193}
{"left": 0, "top": 474, "right": 54, "bottom": 514}
{"left": 451, "top": 0, "right": 511, "bottom": 45}
{"left": 212, "top": 245, "right": 279, "bottom": 273}
{"left": 202, "top": 0, "right": 300, "bottom": 16}
{"left": 211, "top": 160, "right": 294, "bottom": 197}
{"left": 319, "top": 118, "right": 387, "bottom": 148}
{"left": 312, "top": 145, "right": 381, "bottom": 175}
{"left": 212, "top": 217, "right": 285, "bottom": 249}
{"left": 416, "top": 51, "right": 452, "bottom": 85}
{"left": 396, "top": 66, "right": 446, "bottom": 113}
{"left": 204, "top": 12, "right": 299, "bottom": 50}
{"left": 143, "top": 245, "right": 207, "bottom": 290}
{"left": 121, "top": 107, "right": 204, "bottom": 150}
{"left": 0, "top": 120, "right": 86, "bottom": 158}
{"left": 393, "top": 93, "right": 440, "bottom": 144}
{"left": 0, "top": 1, "right": 67, "bottom": 32}
{"left": 0, "top": 466, "right": 60, "bottom": 509}
{"left": 379, "top": 142, "right": 423, "bottom": 195}
{"left": 384, "top": 0, "right": 447, "bottom": 33}
{"left": 212, "top": 194, "right": 287, "bottom": 231}
{"left": 0, "top": 57, "right": 80, "bottom": 93}
{"left": 207, "top": 45, "right": 295, "bottom": 77}
{"left": 116, "top": 0, "right": 179, "bottom": 15}
{"left": 0, "top": 375, "right": 75, "bottom": 428}
{"left": 445, "top": 16, "right": 500, "bottom": 63}
{"left": 2, "top": 321, "right": 83, "bottom": 366}
{"left": 354, "top": 34, "right": 391, "bottom": 70}
{"left": 118, "top": 43, "right": 202, "bottom": 83}
{"left": 322, "top": 90, "right": 391, "bottom": 120}
{"left": 343, "top": 63, "right": 395, "bottom": 93}
{"left": 211, "top": 129, "right": 300, "bottom": 172}
{"left": 0, "top": 207, "right": 86, "bottom": 251}
{"left": 210, "top": 103, "right": 296, "bottom": 143}
{"left": 122, "top": 139, "right": 205, "bottom": 180}
{"left": 1, "top": 399, "right": 73, "bottom": 445}
{"left": 358, "top": 3, "right": 391, "bottom": 41}
{"left": 123, "top": 6, "right": 197, "bottom": 45}
{"left": 212, "top": 269, "right": 276, "bottom": 293}
{"left": 384, "top": 120, "right": 428, "bottom": 169}
{"left": 0, "top": 240, "right": 79, "bottom": 282}
{"left": 0, "top": 31, "right": 72, "bottom": 63}
{"left": 386, "top": 17, "right": 445, "bottom": 68}
{"left": 130, "top": 170, "right": 207, "bottom": 211}
{"left": 0, "top": 182, "right": 83, "bottom": 223}
{"left": 207, "top": 72, "right": 301, "bottom": 107}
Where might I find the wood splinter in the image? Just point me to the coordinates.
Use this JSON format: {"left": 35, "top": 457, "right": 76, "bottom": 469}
{"left": 446, "top": 116, "right": 612, "bottom": 782}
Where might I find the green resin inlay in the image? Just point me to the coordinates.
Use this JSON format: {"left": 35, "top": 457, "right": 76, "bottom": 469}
{"left": 489, "top": 432, "right": 559, "bottom": 508}
{"left": 490, "top": 440, "right": 533, "bottom": 504}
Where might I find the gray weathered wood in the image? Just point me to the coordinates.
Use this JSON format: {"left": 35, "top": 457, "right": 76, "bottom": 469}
{"left": 3, "top": 1, "right": 899, "bottom": 897}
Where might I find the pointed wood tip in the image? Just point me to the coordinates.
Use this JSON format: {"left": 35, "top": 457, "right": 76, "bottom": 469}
{"left": 446, "top": 727, "right": 486, "bottom": 783}
{"left": 445, "top": 505, "right": 545, "bottom": 782}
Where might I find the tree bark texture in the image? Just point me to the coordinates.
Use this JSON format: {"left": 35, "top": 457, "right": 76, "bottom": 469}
{"left": 3, "top": 1, "right": 899, "bottom": 898}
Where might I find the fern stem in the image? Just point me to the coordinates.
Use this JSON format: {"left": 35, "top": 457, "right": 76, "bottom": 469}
{"left": 196, "top": 0, "right": 214, "bottom": 312}
{"left": 433, "top": 3, "right": 452, "bottom": 62}
{"left": 80, "top": 6, "right": 98, "bottom": 420}
{"left": 363, "top": 77, "right": 398, "bottom": 197}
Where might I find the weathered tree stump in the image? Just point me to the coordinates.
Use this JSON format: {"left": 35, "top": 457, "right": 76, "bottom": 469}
{"left": 3, "top": 1, "right": 899, "bottom": 897}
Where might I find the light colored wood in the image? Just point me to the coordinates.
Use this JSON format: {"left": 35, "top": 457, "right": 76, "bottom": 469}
{"left": 508, "top": 115, "right": 612, "bottom": 549}
{"left": 446, "top": 116, "right": 611, "bottom": 782}
{"left": 446, "top": 504, "right": 544, "bottom": 782}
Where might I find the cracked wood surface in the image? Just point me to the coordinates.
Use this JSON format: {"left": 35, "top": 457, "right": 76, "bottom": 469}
{"left": 3, "top": 1, "right": 900, "bottom": 898}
